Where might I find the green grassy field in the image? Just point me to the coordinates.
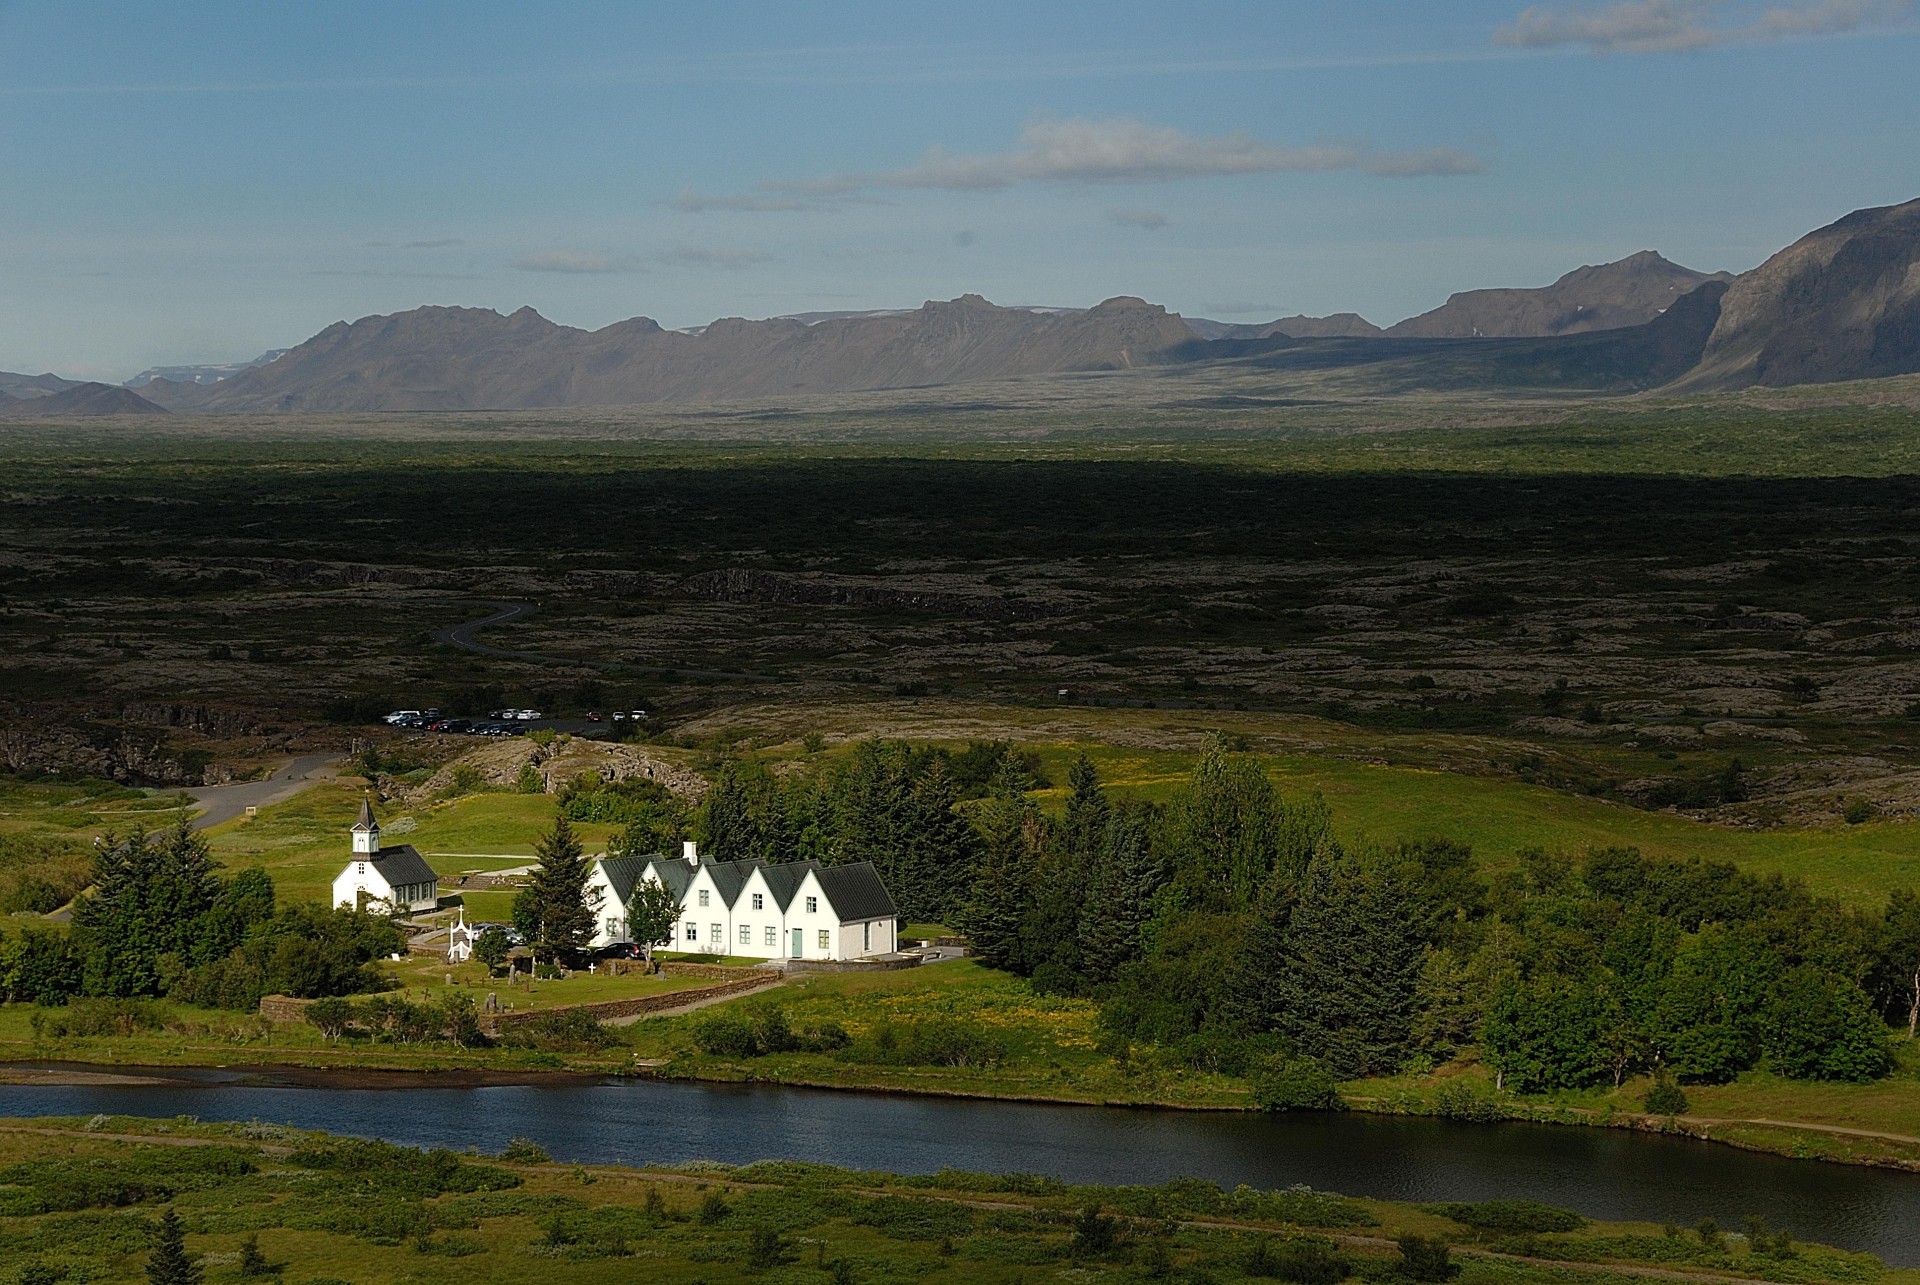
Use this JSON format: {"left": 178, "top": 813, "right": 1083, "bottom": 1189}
{"left": 0, "top": 1115, "right": 1899, "bottom": 1285}
{"left": 1026, "top": 743, "right": 1920, "bottom": 906}
{"left": 199, "top": 781, "right": 622, "bottom": 905}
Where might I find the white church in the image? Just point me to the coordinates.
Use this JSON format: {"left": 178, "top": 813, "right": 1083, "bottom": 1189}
{"left": 330, "top": 797, "right": 440, "bottom": 916}
{"left": 585, "top": 841, "right": 899, "bottom": 962}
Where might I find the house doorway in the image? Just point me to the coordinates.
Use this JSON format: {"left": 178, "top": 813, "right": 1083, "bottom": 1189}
{"left": 790, "top": 928, "right": 803, "bottom": 959}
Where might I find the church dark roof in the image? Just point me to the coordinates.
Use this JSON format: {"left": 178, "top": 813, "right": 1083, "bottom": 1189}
{"left": 353, "top": 795, "right": 377, "bottom": 831}
{"left": 368, "top": 844, "right": 437, "bottom": 887}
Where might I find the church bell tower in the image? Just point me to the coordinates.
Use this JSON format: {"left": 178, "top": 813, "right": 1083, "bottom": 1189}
{"left": 351, "top": 794, "right": 381, "bottom": 855}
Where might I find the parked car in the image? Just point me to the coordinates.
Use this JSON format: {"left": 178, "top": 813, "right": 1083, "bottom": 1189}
{"left": 585, "top": 711, "right": 604, "bottom": 722}
{"left": 382, "top": 709, "right": 422, "bottom": 724}
{"left": 514, "top": 709, "right": 543, "bottom": 721}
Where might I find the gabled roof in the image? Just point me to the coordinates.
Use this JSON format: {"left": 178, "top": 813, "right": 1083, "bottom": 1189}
{"left": 705, "top": 857, "right": 765, "bottom": 907}
{"left": 754, "top": 861, "right": 813, "bottom": 911}
{"left": 814, "top": 862, "right": 898, "bottom": 923}
{"left": 366, "top": 844, "right": 437, "bottom": 887}
{"left": 645, "top": 857, "right": 696, "bottom": 903}
{"left": 594, "top": 855, "right": 652, "bottom": 905}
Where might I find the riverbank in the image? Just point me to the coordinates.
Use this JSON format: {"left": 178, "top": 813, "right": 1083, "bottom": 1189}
{"left": 6, "top": 956, "right": 1920, "bottom": 1175}
{"left": 0, "top": 1114, "right": 1909, "bottom": 1282}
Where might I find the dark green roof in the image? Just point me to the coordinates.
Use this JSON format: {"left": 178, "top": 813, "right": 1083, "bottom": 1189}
{"left": 368, "top": 844, "right": 437, "bottom": 888}
{"left": 815, "top": 862, "right": 897, "bottom": 922}
{"left": 595, "top": 855, "right": 652, "bottom": 905}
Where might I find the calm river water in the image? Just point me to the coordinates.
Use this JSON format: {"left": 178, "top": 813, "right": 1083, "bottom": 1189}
{"left": 4, "top": 1072, "right": 1916, "bottom": 1263}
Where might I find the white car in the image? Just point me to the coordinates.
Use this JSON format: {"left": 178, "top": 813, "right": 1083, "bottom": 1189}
{"left": 515, "top": 709, "right": 543, "bottom": 721}
{"left": 382, "top": 709, "right": 422, "bottom": 724}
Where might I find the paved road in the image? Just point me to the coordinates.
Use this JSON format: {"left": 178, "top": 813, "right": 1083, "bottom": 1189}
{"left": 182, "top": 753, "right": 341, "bottom": 830}
{"left": 433, "top": 598, "right": 793, "bottom": 684}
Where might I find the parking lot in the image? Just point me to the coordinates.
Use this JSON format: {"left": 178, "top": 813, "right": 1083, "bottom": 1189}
{"left": 380, "top": 708, "right": 648, "bottom": 740}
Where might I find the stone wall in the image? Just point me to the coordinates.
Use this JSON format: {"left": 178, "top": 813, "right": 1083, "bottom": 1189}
{"left": 258, "top": 994, "right": 314, "bottom": 1023}
{"left": 479, "top": 973, "right": 775, "bottom": 1036}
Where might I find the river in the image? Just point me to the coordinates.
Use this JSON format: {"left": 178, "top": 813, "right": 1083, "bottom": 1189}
{"left": 3, "top": 1071, "right": 1916, "bottom": 1263}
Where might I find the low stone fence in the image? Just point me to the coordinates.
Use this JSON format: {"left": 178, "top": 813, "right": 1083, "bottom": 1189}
{"left": 658, "top": 961, "right": 765, "bottom": 980}
{"left": 479, "top": 973, "right": 777, "bottom": 1036}
{"left": 258, "top": 994, "right": 313, "bottom": 1023}
{"left": 783, "top": 954, "right": 923, "bottom": 975}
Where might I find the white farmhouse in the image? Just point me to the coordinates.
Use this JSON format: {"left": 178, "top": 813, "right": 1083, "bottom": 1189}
{"left": 330, "top": 797, "right": 440, "bottom": 916}
{"left": 586, "top": 840, "right": 898, "bottom": 962}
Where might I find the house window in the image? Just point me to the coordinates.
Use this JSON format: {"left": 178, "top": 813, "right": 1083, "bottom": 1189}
{"left": 817, "top": 929, "right": 830, "bottom": 950}
{"left": 864, "top": 922, "right": 871, "bottom": 952}
{"left": 764, "top": 926, "right": 776, "bottom": 946}
{"left": 356, "top": 863, "right": 365, "bottom": 876}
{"left": 607, "top": 918, "right": 619, "bottom": 936}
{"left": 685, "top": 922, "right": 697, "bottom": 941}
{"left": 739, "top": 924, "right": 750, "bottom": 945}
{"left": 698, "top": 889, "right": 710, "bottom": 907}
{"left": 805, "top": 896, "right": 818, "bottom": 913}
{"left": 711, "top": 923, "right": 722, "bottom": 944}
{"left": 752, "top": 893, "right": 763, "bottom": 910}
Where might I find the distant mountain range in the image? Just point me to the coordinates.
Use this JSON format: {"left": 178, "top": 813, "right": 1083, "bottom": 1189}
{"left": 4, "top": 197, "right": 1916, "bottom": 415}
{"left": 0, "top": 382, "right": 167, "bottom": 417}
{"left": 124, "top": 349, "right": 289, "bottom": 388}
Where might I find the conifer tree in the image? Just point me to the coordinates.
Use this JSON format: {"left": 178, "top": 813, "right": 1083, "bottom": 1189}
{"left": 146, "top": 1208, "right": 202, "bottom": 1285}
{"left": 1076, "top": 802, "right": 1165, "bottom": 987}
{"left": 1238, "top": 855, "right": 1425, "bottom": 1077}
{"left": 512, "top": 815, "right": 595, "bottom": 965}
{"left": 903, "top": 759, "right": 978, "bottom": 922}
{"left": 959, "top": 783, "right": 1042, "bottom": 972}
{"left": 75, "top": 818, "right": 223, "bottom": 997}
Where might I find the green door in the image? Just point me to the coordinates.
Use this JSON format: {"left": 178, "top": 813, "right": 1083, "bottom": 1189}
{"left": 790, "top": 928, "right": 803, "bottom": 959}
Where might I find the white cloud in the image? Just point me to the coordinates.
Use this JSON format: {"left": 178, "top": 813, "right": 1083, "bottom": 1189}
{"left": 1109, "top": 208, "right": 1170, "bottom": 229}
{"left": 680, "top": 116, "right": 1484, "bottom": 214}
{"left": 672, "top": 187, "right": 822, "bottom": 213}
{"left": 1494, "top": 0, "right": 1910, "bottom": 52}
{"left": 513, "top": 250, "right": 644, "bottom": 274}
{"left": 662, "top": 245, "right": 771, "bottom": 269}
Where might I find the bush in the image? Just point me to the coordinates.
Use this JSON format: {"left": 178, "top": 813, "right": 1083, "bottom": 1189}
{"left": 499, "top": 1009, "right": 620, "bottom": 1051}
{"left": 1245, "top": 1235, "right": 1350, "bottom": 1283}
{"left": 1432, "top": 1080, "right": 1504, "bottom": 1123}
{"left": 499, "top": 1138, "right": 552, "bottom": 1164}
{"left": 842, "top": 1018, "right": 1007, "bottom": 1069}
{"left": 1396, "top": 1234, "right": 1459, "bottom": 1282}
{"left": 1251, "top": 1057, "right": 1344, "bottom": 1112}
{"left": 1069, "top": 1204, "right": 1120, "bottom": 1257}
{"left": 1426, "top": 1201, "right": 1584, "bottom": 1234}
{"left": 1643, "top": 1078, "right": 1689, "bottom": 1115}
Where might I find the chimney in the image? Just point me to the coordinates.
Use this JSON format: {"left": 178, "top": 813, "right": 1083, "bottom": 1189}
{"left": 683, "top": 840, "right": 699, "bottom": 866}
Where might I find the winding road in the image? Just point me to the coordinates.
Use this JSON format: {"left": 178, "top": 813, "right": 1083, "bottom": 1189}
{"left": 183, "top": 753, "right": 341, "bottom": 830}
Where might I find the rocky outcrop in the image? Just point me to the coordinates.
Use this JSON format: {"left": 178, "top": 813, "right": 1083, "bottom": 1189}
{"left": 1675, "top": 197, "right": 1920, "bottom": 389}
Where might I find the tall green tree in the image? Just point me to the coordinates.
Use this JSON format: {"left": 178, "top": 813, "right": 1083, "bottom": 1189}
{"left": 958, "top": 784, "right": 1043, "bottom": 972}
{"left": 146, "top": 1208, "right": 202, "bottom": 1285}
{"left": 1481, "top": 971, "right": 1610, "bottom": 1092}
{"left": 74, "top": 820, "right": 224, "bottom": 997}
{"left": 1236, "top": 855, "right": 1426, "bottom": 1078}
{"left": 1652, "top": 925, "right": 1775, "bottom": 1082}
{"left": 512, "top": 815, "right": 595, "bottom": 965}
{"left": 1076, "top": 803, "right": 1165, "bottom": 987}
{"left": 1872, "top": 888, "right": 1920, "bottom": 1037}
{"left": 1763, "top": 965, "right": 1891, "bottom": 1082}
{"left": 626, "top": 878, "right": 684, "bottom": 963}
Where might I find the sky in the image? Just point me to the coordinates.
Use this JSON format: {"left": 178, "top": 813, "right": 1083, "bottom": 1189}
{"left": 2, "top": 0, "right": 1917, "bottom": 380}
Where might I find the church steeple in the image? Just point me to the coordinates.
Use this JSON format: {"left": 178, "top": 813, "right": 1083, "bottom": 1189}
{"left": 351, "top": 794, "right": 380, "bottom": 855}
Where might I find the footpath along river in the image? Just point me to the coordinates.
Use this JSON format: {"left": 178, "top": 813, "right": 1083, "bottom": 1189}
{"left": 4, "top": 1070, "right": 1918, "bottom": 1263}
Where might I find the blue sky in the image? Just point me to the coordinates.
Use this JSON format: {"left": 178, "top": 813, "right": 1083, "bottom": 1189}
{"left": 2, "top": 0, "right": 1917, "bottom": 378}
